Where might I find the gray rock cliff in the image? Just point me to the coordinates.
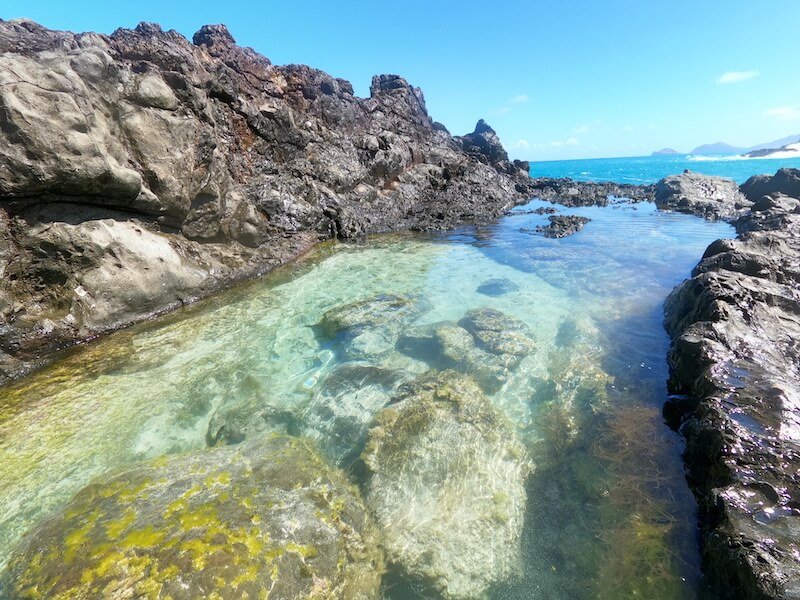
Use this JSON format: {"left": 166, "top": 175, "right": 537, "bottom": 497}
{"left": 0, "top": 19, "right": 533, "bottom": 381}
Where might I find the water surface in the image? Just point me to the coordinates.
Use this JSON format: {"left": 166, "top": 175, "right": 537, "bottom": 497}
{"left": 0, "top": 199, "right": 733, "bottom": 598}
{"left": 531, "top": 153, "right": 800, "bottom": 184}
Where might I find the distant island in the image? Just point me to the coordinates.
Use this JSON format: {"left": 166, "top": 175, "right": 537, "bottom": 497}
{"left": 652, "top": 134, "right": 800, "bottom": 157}
{"left": 651, "top": 148, "right": 679, "bottom": 156}
{"left": 690, "top": 142, "right": 745, "bottom": 155}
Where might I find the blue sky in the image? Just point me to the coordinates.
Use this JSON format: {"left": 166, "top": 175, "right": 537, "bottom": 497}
{"left": 3, "top": 1, "right": 799, "bottom": 160}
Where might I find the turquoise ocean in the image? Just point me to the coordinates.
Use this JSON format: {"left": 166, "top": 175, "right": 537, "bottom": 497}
{"left": 531, "top": 153, "right": 800, "bottom": 184}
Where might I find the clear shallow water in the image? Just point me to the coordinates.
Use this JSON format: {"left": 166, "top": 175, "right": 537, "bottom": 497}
{"left": 0, "top": 200, "right": 733, "bottom": 599}
{"left": 531, "top": 153, "right": 800, "bottom": 184}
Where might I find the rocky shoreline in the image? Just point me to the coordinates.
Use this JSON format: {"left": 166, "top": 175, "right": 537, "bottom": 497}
{"left": 1, "top": 16, "right": 799, "bottom": 600}
{"left": 0, "top": 19, "right": 539, "bottom": 383}
{"left": 661, "top": 168, "right": 800, "bottom": 598}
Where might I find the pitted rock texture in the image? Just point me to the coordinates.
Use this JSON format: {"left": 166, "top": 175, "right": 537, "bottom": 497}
{"left": 0, "top": 19, "right": 533, "bottom": 382}
{"left": 664, "top": 168, "right": 800, "bottom": 599}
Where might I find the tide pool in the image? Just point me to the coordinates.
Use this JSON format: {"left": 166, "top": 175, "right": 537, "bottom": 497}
{"left": 0, "top": 200, "right": 733, "bottom": 599}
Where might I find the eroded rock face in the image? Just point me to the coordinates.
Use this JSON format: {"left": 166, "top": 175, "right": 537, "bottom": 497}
{"left": 664, "top": 168, "right": 800, "bottom": 598}
{"left": 0, "top": 19, "right": 534, "bottom": 382}
{"left": 2, "top": 435, "right": 383, "bottom": 599}
{"left": 361, "top": 371, "right": 531, "bottom": 599}
{"left": 654, "top": 171, "right": 752, "bottom": 221}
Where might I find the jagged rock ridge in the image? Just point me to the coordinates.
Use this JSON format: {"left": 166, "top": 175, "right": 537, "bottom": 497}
{"left": 0, "top": 19, "right": 533, "bottom": 381}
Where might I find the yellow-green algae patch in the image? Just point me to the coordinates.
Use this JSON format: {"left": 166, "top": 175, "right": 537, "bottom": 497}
{"left": 2, "top": 435, "right": 383, "bottom": 599}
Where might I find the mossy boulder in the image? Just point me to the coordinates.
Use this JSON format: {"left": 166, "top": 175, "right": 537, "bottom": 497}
{"left": 361, "top": 371, "right": 531, "bottom": 599}
{"left": 2, "top": 435, "right": 383, "bottom": 599}
{"left": 317, "top": 294, "right": 428, "bottom": 361}
{"left": 458, "top": 307, "right": 536, "bottom": 360}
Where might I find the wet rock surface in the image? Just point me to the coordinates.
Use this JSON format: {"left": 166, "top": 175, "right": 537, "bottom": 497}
{"left": 664, "top": 168, "right": 800, "bottom": 598}
{"left": 360, "top": 370, "right": 531, "bottom": 599}
{"left": 1, "top": 434, "right": 383, "bottom": 599}
{"left": 0, "top": 19, "right": 534, "bottom": 382}
{"left": 526, "top": 215, "right": 591, "bottom": 238}
{"left": 526, "top": 177, "right": 654, "bottom": 206}
{"left": 654, "top": 170, "right": 753, "bottom": 221}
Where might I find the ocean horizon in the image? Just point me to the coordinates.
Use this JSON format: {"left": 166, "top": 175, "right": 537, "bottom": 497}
{"left": 531, "top": 152, "right": 800, "bottom": 184}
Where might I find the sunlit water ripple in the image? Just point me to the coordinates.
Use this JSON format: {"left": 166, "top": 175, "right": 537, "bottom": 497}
{"left": 0, "top": 199, "right": 733, "bottom": 599}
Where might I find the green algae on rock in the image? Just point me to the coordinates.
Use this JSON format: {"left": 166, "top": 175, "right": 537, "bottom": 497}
{"left": 2, "top": 435, "right": 383, "bottom": 600}
{"left": 361, "top": 371, "right": 531, "bottom": 599}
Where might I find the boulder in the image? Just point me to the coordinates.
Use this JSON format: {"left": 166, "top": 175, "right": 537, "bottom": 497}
{"left": 2, "top": 435, "right": 383, "bottom": 599}
{"left": 397, "top": 309, "right": 536, "bottom": 392}
{"left": 299, "top": 363, "right": 407, "bottom": 465}
{"left": 317, "top": 294, "right": 428, "bottom": 361}
{"left": 741, "top": 168, "right": 800, "bottom": 202}
{"left": 654, "top": 171, "right": 752, "bottom": 221}
{"left": 361, "top": 371, "right": 531, "bottom": 599}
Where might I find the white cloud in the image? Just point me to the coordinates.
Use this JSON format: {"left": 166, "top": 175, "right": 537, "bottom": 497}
{"left": 572, "top": 124, "right": 589, "bottom": 134}
{"left": 624, "top": 125, "right": 635, "bottom": 133}
{"left": 716, "top": 70, "right": 760, "bottom": 84}
{"left": 765, "top": 105, "right": 800, "bottom": 121}
{"left": 508, "top": 140, "right": 530, "bottom": 150}
{"left": 490, "top": 94, "right": 530, "bottom": 117}
{"left": 548, "top": 137, "right": 580, "bottom": 148}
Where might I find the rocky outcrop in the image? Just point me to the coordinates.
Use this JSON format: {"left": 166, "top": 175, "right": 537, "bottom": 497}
{"left": 526, "top": 177, "right": 654, "bottom": 206}
{"left": 361, "top": 371, "right": 531, "bottom": 599}
{"left": 1, "top": 435, "right": 383, "bottom": 599}
{"left": 741, "top": 167, "right": 800, "bottom": 203}
{"left": 527, "top": 214, "right": 591, "bottom": 238}
{"left": 654, "top": 170, "right": 752, "bottom": 221}
{"left": 664, "top": 168, "right": 800, "bottom": 598}
{"left": 0, "top": 19, "right": 534, "bottom": 382}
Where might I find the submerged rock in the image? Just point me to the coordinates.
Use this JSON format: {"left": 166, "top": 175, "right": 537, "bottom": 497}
{"left": 459, "top": 307, "right": 536, "bottom": 359}
{"left": 2, "top": 435, "right": 383, "bottom": 599}
{"left": 398, "top": 308, "right": 536, "bottom": 393}
{"left": 361, "top": 371, "right": 531, "bottom": 599}
{"left": 317, "top": 294, "right": 428, "bottom": 361}
{"left": 300, "top": 363, "right": 407, "bottom": 465}
{"left": 476, "top": 277, "right": 519, "bottom": 297}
